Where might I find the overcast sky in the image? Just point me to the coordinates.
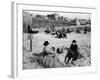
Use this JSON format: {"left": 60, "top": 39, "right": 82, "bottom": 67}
{"left": 25, "top": 10, "right": 91, "bottom": 20}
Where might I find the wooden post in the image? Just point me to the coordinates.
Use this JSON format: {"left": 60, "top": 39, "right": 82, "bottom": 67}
{"left": 30, "top": 34, "right": 32, "bottom": 52}
{"left": 27, "top": 34, "right": 33, "bottom": 52}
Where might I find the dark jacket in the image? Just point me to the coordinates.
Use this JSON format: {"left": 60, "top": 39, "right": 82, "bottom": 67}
{"left": 70, "top": 44, "right": 79, "bottom": 60}
{"left": 70, "top": 44, "right": 78, "bottom": 53}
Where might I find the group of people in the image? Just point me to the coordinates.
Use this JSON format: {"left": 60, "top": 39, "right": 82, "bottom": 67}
{"left": 45, "top": 26, "right": 56, "bottom": 34}
{"left": 42, "top": 40, "right": 79, "bottom": 64}
{"left": 45, "top": 25, "right": 67, "bottom": 38}
{"left": 55, "top": 28, "right": 67, "bottom": 38}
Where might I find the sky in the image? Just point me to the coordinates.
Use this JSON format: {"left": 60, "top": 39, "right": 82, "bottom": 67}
{"left": 25, "top": 10, "right": 91, "bottom": 20}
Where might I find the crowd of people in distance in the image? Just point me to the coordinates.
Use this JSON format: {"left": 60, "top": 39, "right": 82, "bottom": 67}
{"left": 25, "top": 25, "right": 90, "bottom": 36}
{"left": 44, "top": 25, "right": 91, "bottom": 39}
{"left": 44, "top": 25, "right": 91, "bottom": 38}
{"left": 45, "top": 26, "right": 67, "bottom": 38}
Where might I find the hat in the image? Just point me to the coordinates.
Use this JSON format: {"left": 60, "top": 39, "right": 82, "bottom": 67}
{"left": 43, "top": 41, "right": 49, "bottom": 46}
{"left": 72, "top": 40, "right": 76, "bottom": 43}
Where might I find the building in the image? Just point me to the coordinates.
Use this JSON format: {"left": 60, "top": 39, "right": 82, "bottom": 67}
{"left": 47, "top": 13, "right": 59, "bottom": 20}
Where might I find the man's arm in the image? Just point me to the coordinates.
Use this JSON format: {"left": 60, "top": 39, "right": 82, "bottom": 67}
{"left": 70, "top": 44, "right": 73, "bottom": 49}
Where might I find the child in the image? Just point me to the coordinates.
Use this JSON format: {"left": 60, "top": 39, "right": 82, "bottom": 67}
{"left": 43, "top": 41, "right": 50, "bottom": 56}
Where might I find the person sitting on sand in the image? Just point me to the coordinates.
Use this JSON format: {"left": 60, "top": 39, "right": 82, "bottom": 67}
{"left": 43, "top": 41, "right": 50, "bottom": 56}
{"left": 64, "top": 40, "right": 79, "bottom": 63}
{"left": 43, "top": 41, "right": 55, "bottom": 56}
{"left": 70, "top": 40, "right": 79, "bottom": 61}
